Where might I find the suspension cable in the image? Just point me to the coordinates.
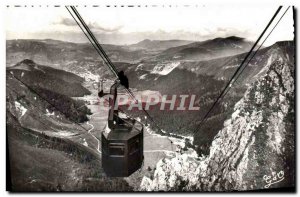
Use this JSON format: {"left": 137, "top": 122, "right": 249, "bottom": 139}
{"left": 66, "top": 6, "right": 119, "bottom": 78}
{"left": 66, "top": 6, "right": 164, "bottom": 133}
{"left": 70, "top": 6, "right": 119, "bottom": 74}
{"left": 193, "top": 6, "right": 288, "bottom": 133}
{"left": 222, "top": 6, "right": 291, "bottom": 99}
{"left": 67, "top": 6, "right": 119, "bottom": 77}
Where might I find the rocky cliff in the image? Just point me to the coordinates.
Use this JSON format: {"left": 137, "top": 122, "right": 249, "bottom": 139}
{"left": 140, "top": 41, "right": 295, "bottom": 191}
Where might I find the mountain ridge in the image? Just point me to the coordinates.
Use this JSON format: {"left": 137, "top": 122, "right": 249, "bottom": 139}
{"left": 140, "top": 42, "right": 295, "bottom": 191}
{"left": 148, "top": 36, "right": 253, "bottom": 61}
{"left": 7, "top": 59, "right": 91, "bottom": 97}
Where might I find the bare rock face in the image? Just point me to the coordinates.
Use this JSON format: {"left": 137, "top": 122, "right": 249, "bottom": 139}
{"left": 140, "top": 41, "right": 295, "bottom": 191}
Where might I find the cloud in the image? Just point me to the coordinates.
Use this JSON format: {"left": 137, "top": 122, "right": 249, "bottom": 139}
{"left": 89, "top": 22, "right": 123, "bottom": 33}
{"left": 57, "top": 17, "right": 122, "bottom": 33}
{"left": 59, "top": 18, "right": 77, "bottom": 26}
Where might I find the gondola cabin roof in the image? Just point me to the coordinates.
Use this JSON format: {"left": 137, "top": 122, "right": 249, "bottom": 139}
{"left": 103, "top": 119, "right": 143, "bottom": 141}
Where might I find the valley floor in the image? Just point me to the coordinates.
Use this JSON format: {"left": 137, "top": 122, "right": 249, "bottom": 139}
{"left": 8, "top": 78, "right": 197, "bottom": 191}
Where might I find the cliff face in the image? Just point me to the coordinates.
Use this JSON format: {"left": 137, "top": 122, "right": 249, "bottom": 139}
{"left": 140, "top": 41, "right": 295, "bottom": 191}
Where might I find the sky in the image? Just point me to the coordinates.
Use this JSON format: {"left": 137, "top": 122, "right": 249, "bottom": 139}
{"left": 5, "top": 5, "right": 294, "bottom": 45}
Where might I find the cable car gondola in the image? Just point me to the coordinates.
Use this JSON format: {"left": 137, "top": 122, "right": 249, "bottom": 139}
{"left": 66, "top": 6, "right": 144, "bottom": 177}
{"left": 99, "top": 75, "right": 144, "bottom": 177}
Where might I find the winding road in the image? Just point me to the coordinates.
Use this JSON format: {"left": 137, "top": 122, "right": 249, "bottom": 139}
{"left": 86, "top": 120, "right": 101, "bottom": 153}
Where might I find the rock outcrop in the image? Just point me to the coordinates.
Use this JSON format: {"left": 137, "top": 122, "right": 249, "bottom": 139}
{"left": 140, "top": 41, "right": 295, "bottom": 191}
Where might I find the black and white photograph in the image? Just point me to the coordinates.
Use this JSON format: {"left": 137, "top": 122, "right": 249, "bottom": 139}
{"left": 4, "top": 2, "right": 296, "bottom": 192}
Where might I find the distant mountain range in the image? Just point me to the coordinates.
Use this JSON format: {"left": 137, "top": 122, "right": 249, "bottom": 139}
{"left": 128, "top": 39, "right": 194, "bottom": 51}
{"left": 141, "top": 36, "right": 252, "bottom": 61}
{"left": 6, "top": 36, "right": 252, "bottom": 66}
